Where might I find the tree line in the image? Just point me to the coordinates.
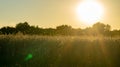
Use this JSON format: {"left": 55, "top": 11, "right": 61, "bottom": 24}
{"left": 0, "top": 22, "right": 120, "bottom": 36}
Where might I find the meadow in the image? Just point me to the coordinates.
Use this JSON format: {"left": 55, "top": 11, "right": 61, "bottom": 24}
{"left": 0, "top": 35, "right": 120, "bottom": 67}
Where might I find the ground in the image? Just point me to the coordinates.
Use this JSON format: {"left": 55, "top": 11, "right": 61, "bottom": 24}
{"left": 0, "top": 35, "right": 120, "bottom": 67}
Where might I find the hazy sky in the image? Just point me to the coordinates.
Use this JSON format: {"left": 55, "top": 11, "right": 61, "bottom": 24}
{"left": 0, "top": 0, "right": 120, "bottom": 29}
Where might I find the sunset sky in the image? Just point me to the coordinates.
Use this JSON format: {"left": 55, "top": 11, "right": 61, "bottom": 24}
{"left": 0, "top": 0, "right": 120, "bottom": 29}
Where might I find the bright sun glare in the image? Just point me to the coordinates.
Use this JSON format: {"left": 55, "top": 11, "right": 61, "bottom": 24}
{"left": 76, "top": 0, "right": 104, "bottom": 25}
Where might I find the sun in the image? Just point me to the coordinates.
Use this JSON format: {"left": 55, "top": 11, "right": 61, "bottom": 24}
{"left": 76, "top": 0, "right": 104, "bottom": 25}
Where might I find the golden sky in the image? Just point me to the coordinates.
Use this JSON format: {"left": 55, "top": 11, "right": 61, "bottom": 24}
{"left": 0, "top": 0, "right": 120, "bottom": 29}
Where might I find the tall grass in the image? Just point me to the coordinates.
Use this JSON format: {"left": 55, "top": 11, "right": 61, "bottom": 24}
{"left": 0, "top": 35, "right": 120, "bottom": 67}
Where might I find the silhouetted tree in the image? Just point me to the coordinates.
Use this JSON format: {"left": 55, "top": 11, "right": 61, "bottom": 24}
{"left": 92, "top": 22, "right": 111, "bottom": 35}
{"left": 42, "top": 28, "right": 56, "bottom": 35}
{"left": 110, "top": 29, "right": 120, "bottom": 36}
{"left": 56, "top": 25, "right": 72, "bottom": 35}
{"left": 0, "top": 26, "right": 17, "bottom": 35}
{"left": 104, "top": 24, "right": 111, "bottom": 31}
{"left": 71, "top": 28, "right": 83, "bottom": 36}
{"left": 16, "top": 22, "right": 30, "bottom": 34}
{"left": 28, "top": 26, "right": 43, "bottom": 35}
{"left": 0, "top": 21, "right": 119, "bottom": 36}
{"left": 83, "top": 27, "right": 94, "bottom": 35}
{"left": 92, "top": 22, "right": 105, "bottom": 33}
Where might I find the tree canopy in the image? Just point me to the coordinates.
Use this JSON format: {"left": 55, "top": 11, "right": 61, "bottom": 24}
{"left": 0, "top": 22, "right": 120, "bottom": 36}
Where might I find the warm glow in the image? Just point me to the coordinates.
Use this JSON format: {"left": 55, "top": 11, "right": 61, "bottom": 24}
{"left": 76, "top": 0, "right": 104, "bottom": 25}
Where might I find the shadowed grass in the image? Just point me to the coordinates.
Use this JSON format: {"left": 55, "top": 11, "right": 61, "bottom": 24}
{"left": 0, "top": 35, "right": 120, "bottom": 67}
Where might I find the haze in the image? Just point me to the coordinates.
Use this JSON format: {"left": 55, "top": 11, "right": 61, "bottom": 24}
{"left": 0, "top": 0, "right": 120, "bottom": 29}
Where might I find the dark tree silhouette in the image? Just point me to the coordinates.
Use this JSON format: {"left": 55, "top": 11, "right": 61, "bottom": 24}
{"left": 16, "top": 22, "right": 30, "bottom": 34}
{"left": 28, "top": 26, "right": 44, "bottom": 35}
{"left": 0, "top": 26, "right": 17, "bottom": 35}
{"left": 105, "top": 24, "right": 111, "bottom": 31}
{"left": 110, "top": 29, "right": 120, "bottom": 36}
{"left": 56, "top": 25, "right": 73, "bottom": 35}
{"left": 42, "top": 28, "right": 56, "bottom": 35}
{"left": 92, "top": 22, "right": 111, "bottom": 35}
{"left": 0, "top": 21, "right": 119, "bottom": 36}
{"left": 92, "top": 22, "right": 105, "bottom": 33}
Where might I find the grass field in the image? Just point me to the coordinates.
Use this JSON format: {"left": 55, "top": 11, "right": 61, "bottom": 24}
{"left": 0, "top": 35, "right": 120, "bottom": 67}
